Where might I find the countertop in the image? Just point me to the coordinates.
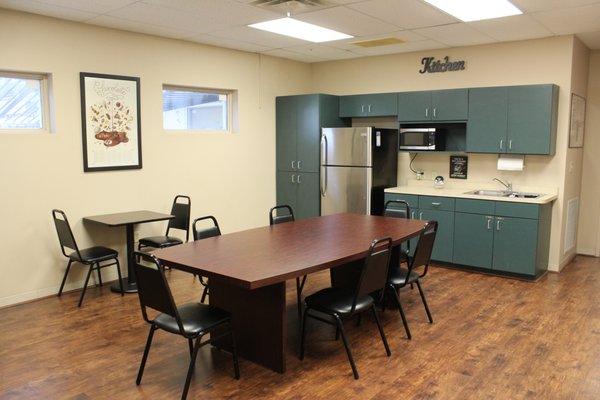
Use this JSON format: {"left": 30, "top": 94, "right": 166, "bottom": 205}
{"left": 385, "top": 182, "right": 558, "bottom": 205}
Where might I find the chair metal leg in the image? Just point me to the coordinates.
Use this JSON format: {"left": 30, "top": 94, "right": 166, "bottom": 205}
{"left": 299, "top": 308, "right": 310, "bottom": 360}
{"left": 188, "top": 339, "right": 194, "bottom": 357}
{"left": 136, "top": 326, "right": 156, "bottom": 385}
{"left": 370, "top": 305, "right": 391, "bottom": 356}
{"left": 390, "top": 285, "right": 411, "bottom": 340}
{"left": 77, "top": 264, "right": 94, "bottom": 307}
{"left": 230, "top": 330, "right": 240, "bottom": 379}
{"left": 334, "top": 314, "right": 359, "bottom": 379}
{"left": 416, "top": 280, "right": 433, "bottom": 323}
{"left": 97, "top": 265, "right": 103, "bottom": 287}
{"left": 115, "top": 258, "right": 124, "bottom": 296}
{"left": 181, "top": 336, "right": 202, "bottom": 400}
{"left": 58, "top": 260, "right": 73, "bottom": 296}
{"left": 200, "top": 285, "right": 209, "bottom": 304}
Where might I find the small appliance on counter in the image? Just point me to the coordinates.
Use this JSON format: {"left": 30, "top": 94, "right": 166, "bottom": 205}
{"left": 434, "top": 176, "right": 445, "bottom": 189}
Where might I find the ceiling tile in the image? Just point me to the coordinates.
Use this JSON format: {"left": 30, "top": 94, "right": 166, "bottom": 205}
{"left": 576, "top": 30, "right": 600, "bottom": 49}
{"left": 295, "top": 6, "right": 401, "bottom": 37}
{"left": 532, "top": 3, "right": 600, "bottom": 34}
{"left": 33, "top": 0, "right": 137, "bottom": 14}
{"left": 414, "top": 23, "right": 497, "bottom": 47}
{"left": 86, "top": 15, "right": 197, "bottom": 40}
{"left": 188, "top": 33, "right": 272, "bottom": 53}
{"left": 328, "top": 30, "right": 428, "bottom": 50}
{"left": 262, "top": 48, "right": 326, "bottom": 63}
{"left": 511, "top": 0, "right": 600, "bottom": 13}
{"left": 349, "top": 39, "right": 448, "bottom": 56}
{"left": 284, "top": 44, "right": 357, "bottom": 60}
{"left": 0, "top": 0, "right": 97, "bottom": 21}
{"left": 209, "top": 26, "right": 308, "bottom": 48}
{"left": 468, "top": 14, "right": 553, "bottom": 42}
{"left": 348, "top": 0, "right": 459, "bottom": 29}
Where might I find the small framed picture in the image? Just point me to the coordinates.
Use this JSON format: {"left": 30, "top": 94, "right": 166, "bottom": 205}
{"left": 80, "top": 72, "right": 142, "bottom": 172}
{"left": 569, "top": 93, "right": 586, "bottom": 148}
{"left": 450, "top": 155, "right": 468, "bottom": 179}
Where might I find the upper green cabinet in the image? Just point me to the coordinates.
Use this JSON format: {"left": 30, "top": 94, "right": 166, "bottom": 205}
{"left": 398, "top": 89, "right": 468, "bottom": 122}
{"left": 467, "top": 84, "right": 558, "bottom": 155}
{"left": 339, "top": 93, "right": 397, "bottom": 117}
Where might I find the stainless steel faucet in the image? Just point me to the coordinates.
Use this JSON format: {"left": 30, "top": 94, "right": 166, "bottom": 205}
{"left": 493, "top": 178, "right": 513, "bottom": 192}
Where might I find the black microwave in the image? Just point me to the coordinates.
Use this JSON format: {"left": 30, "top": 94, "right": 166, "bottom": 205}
{"left": 399, "top": 127, "right": 444, "bottom": 151}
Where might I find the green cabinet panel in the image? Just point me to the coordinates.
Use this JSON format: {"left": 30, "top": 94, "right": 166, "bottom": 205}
{"left": 494, "top": 202, "right": 539, "bottom": 219}
{"left": 455, "top": 199, "right": 495, "bottom": 215}
{"left": 467, "top": 87, "right": 508, "bottom": 153}
{"left": 276, "top": 171, "right": 297, "bottom": 212}
{"left": 398, "top": 91, "right": 431, "bottom": 121}
{"left": 296, "top": 95, "right": 320, "bottom": 173}
{"left": 419, "top": 209, "right": 454, "bottom": 263}
{"left": 431, "top": 89, "right": 468, "bottom": 120}
{"left": 418, "top": 196, "right": 455, "bottom": 211}
{"left": 507, "top": 85, "right": 558, "bottom": 155}
{"left": 339, "top": 93, "right": 397, "bottom": 117}
{"left": 384, "top": 193, "right": 419, "bottom": 212}
{"left": 295, "top": 173, "right": 320, "bottom": 220}
{"left": 492, "top": 217, "right": 538, "bottom": 275}
{"left": 453, "top": 213, "right": 494, "bottom": 268}
{"left": 339, "top": 95, "right": 367, "bottom": 117}
{"left": 276, "top": 96, "right": 297, "bottom": 172}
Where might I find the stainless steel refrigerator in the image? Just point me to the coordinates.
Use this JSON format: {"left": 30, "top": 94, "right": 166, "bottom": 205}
{"left": 320, "top": 127, "right": 398, "bottom": 216}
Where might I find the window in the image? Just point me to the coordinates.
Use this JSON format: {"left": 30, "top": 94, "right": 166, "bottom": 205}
{"left": 0, "top": 71, "right": 50, "bottom": 132}
{"left": 162, "top": 85, "right": 234, "bottom": 132}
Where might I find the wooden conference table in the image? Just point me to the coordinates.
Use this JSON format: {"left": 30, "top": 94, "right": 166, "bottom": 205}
{"left": 153, "top": 213, "right": 426, "bottom": 373}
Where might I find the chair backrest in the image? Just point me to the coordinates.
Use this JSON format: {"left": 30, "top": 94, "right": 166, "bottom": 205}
{"left": 193, "top": 215, "right": 221, "bottom": 241}
{"left": 408, "top": 221, "right": 438, "bottom": 278}
{"left": 52, "top": 209, "right": 81, "bottom": 259}
{"left": 383, "top": 200, "right": 411, "bottom": 219}
{"left": 133, "top": 252, "right": 185, "bottom": 333}
{"left": 166, "top": 195, "right": 191, "bottom": 242}
{"left": 352, "top": 237, "right": 392, "bottom": 313}
{"left": 269, "top": 205, "right": 295, "bottom": 226}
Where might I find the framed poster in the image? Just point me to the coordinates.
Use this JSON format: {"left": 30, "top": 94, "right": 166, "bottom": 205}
{"left": 80, "top": 72, "right": 142, "bottom": 172}
{"left": 568, "top": 93, "right": 586, "bottom": 148}
{"left": 450, "top": 155, "right": 468, "bottom": 179}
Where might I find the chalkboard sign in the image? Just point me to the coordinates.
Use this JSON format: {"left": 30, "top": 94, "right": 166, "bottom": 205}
{"left": 450, "top": 155, "right": 468, "bottom": 179}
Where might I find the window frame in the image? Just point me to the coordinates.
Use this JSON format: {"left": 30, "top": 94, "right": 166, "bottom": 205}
{"left": 0, "top": 71, "right": 51, "bottom": 134}
{"left": 162, "top": 84, "right": 235, "bottom": 134}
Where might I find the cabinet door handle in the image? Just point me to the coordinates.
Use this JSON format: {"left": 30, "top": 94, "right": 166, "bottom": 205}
{"left": 431, "top": 202, "right": 441, "bottom": 206}
{"left": 496, "top": 219, "right": 501, "bottom": 231}
{"left": 297, "top": 174, "right": 301, "bottom": 184}
{"left": 433, "top": 108, "right": 437, "bottom": 118}
{"left": 486, "top": 217, "right": 492, "bottom": 230}
{"left": 291, "top": 160, "right": 296, "bottom": 170}
{"left": 411, "top": 211, "right": 415, "bottom": 219}
{"left": 368, "top": 104, "right": 372, "bottom": 113}
{"left": 361, "top": 105, "right": 365, "bottom": 113}
{"left": 419, "top": 212, "right": 423, "bottom": 220}
{"left": 291, "top": 174, "right": 296, "bottom": 183}
{"left": 425, "top": 108, "right": 429, "bottom": 118}
{"left": 297, "top": 160, "right": 302, "bottom": 170}
{"left": 509, "top": 140, "right": 513, "bottom": 150}
{"left": 499, "top": 139, "right": 504, "bottom": 150}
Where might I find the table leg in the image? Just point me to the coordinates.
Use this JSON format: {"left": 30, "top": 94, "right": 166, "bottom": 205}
{"left": 209, "top": 279, "right": 286, "bottom": 373}
{"left": 111, "top": 224, "right": 138, "bottom": 293}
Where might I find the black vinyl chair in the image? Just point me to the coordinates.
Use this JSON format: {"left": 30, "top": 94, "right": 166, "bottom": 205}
{"left": 383, "top": 200, "right": 412, "bottom": 264}
{"left": 384, "top": 220, "right": 437, "bottom": 340}
{"left": 300, "top": 238, "right": 393, "bottom": 380}
{"left": 138, "top": 195, "right": 191, "bottom": 252}
{"left": 52, "top": 209, "right": 123, "bottom": 307}
{"left": 269, "top": 205, "right": 306, "bottom": 320}
{"left": 192, "top": 216, "right": 222, "bottom": 303}
{"left": 133, "top": 252, "right": 239, "bottom": 400}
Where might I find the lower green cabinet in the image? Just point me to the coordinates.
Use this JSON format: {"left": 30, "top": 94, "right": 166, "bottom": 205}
{"left": 420, "top": 209, "right": 454, "bottom": 263}
{"left": 492, "top": 216, "right": 538, "bottom": 275}
{"left": 453, "top": 213, "right": 494, "bottom": 268}
{"left": 276, "top": 171, "right": 319, "bottom": 220}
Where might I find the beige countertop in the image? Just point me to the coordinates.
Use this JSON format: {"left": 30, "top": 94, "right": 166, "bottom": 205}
{"left": 385, "top": 182, "right": 558, "bottom": 205}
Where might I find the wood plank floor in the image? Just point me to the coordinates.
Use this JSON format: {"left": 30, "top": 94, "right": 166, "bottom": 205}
{"left": 1, "top": 256, "right": 599, "bottom": 399}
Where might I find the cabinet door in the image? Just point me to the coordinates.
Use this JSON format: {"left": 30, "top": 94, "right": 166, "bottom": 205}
{"left": 295, "top": 172, "right": 320, "bottom": 220}
{"left": 453, "top": 213, "right": 494, "bottom": 268}
{"left": 365, "top": 93, "right": 397, "bottom": 117}
{"left": 431, "top": 89, "right": 468, "bottom": 120}
{"left": 492, "top": 217, "right": 537, "bottom": 275}
{"left": 467, "top": 87, "right": 508, "bottom": 153}
{"left": 296, "top": 95, "right": 320, "bottom": 173}
{"left": 419, "top": 209, "right": 454, "bottom": 263}
{"left": 507, "top": 85, "right": 557, "bottom": 155}
{"left": 398, "top": 91, "right": 431, "bottom": 122}
{"left": 276, "top": 171, "right": 297, "bottom": 212}
{"left": 276, "top": 96, "right": 297, "bottom": 172}
{"left": 339, "top": 95, "right": 367, "bottom": 117}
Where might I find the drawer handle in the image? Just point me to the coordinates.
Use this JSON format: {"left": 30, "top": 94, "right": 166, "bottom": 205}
{"left": 431, "top": 202, "right": 441, "bottom": 206}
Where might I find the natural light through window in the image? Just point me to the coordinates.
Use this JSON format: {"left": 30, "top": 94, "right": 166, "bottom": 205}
{"left": 0, "top": 72, "right": 48, "bottom": 131}
{"left": 162, "top": 86, "right": 233, "bottom": 132}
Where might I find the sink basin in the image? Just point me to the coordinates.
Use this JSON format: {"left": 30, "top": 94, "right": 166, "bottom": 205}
{"left": 466, "top": 189, "right": 541, "bottom": 199}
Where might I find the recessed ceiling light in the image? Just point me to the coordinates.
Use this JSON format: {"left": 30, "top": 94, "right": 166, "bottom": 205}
{"left": 423, "top": 0, "right": 522, "bottom": 22}
{"left": 248, "top": 17, "right": 353, "bottom": 43}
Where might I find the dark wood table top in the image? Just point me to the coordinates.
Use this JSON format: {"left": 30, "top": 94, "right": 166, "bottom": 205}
{"left": 154, "top": 213, "right": 427, "bottom": 290}
{"left": 83, "top": 210, "right": 174, "bottom": 227}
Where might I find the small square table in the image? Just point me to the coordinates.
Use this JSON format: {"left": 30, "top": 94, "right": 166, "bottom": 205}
{"left": 83, "top": 210, "right": 174, "bottom": 293}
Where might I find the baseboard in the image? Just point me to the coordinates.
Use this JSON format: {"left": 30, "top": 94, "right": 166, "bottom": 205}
{"left": 558, "top": 253, "right": 577, "bottom": 272}
{"left": 576, "top": 247, "right": 598, "bottom": 257}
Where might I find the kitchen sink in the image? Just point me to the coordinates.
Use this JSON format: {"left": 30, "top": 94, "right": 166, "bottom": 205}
{"left": 466, "top": 189, "right": 541, "bottom": 199}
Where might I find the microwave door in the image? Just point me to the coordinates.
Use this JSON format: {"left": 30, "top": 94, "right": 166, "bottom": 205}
{"left": 400, "top": 128, "right": 436, "bottom": 150}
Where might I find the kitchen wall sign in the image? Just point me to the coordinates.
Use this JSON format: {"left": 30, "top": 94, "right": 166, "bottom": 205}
{"left": 80, "top": 72, "right": 142, "bottom": 172}
{"left": 450, "top": 155, "right": 468, "bottom": 179}
{"left": 419, "top": 56, "right": 466, "bottom": 74}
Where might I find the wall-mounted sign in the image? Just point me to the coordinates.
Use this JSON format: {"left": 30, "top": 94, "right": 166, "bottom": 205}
{"left": 419, "top": 56, "right": 466, "bottom": 74}
{"left": 450, "top": 155, "right": 468, "bottom": 179}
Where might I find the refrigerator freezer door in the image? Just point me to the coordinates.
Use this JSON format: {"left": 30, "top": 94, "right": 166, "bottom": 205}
{"left": 321, "top": 127, "right": 372, "bottom": 167}
{"left": 321, "top": 166, "right": 372, "bottom": 216}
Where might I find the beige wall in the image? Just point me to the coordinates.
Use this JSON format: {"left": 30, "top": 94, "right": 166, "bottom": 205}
{"left": 0, "top": 10, "right": 312, "bottom": 306}
{"left": 311, "top": 36, "right": 583, "bottom": 271}
{"left": 578, "top": 50, "right": 600, "bottom": 256}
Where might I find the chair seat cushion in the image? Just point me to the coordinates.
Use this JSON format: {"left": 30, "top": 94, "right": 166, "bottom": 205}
{"left": 139, "top": 236, "right": 183, "bottom": 248}
{"left": 388, "top": 267, "right": 420, "bottom": 287}
{"left": 69, "top": 246, "right": 118, "bottom": 263}
{"left": 305, "top": 287, "right": 374, "bottom": 316}
{"left": 154, "top": 303, "right": 230, "bottom": 336}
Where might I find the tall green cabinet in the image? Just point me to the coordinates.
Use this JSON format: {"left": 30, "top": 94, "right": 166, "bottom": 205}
{"left": 276, "top": 94, "right": 346, "bottom": 220}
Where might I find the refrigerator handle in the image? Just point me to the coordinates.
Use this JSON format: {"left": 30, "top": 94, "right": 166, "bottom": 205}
{"left": 320, "top": 134, "right": 328, "bottom": 196}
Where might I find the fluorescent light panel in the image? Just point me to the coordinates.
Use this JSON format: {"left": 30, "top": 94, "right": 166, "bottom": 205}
{"left": 248, "top": 17, "right": 352, "bottom": 43}
{"left": 424, "top": 0, "right": 522, "bottom": 22}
